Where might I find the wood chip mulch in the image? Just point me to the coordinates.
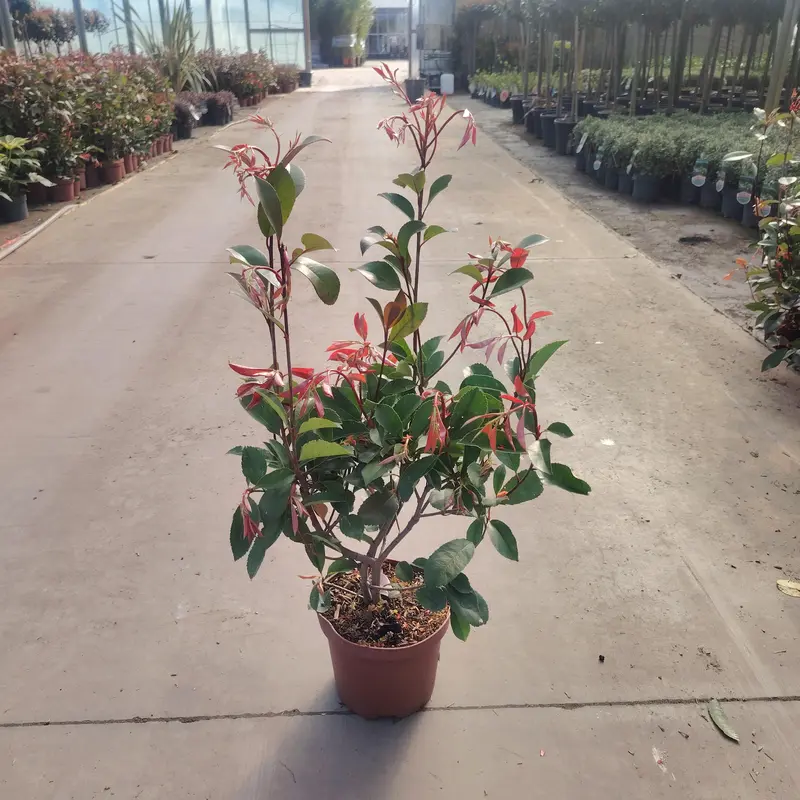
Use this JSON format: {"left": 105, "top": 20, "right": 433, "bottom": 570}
{"left": 321, "top": 563, "right": 448, "bottom": 648}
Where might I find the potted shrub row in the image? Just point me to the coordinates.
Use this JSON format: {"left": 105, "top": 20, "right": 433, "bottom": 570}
{"left": 0, "top": 136, "right": 53, "bottom": 222}
{"left": 221, "top": 63, "right": 590, "bottom": 719}
{"left": 568, "top": 111, "right": 786, "bottom": 226}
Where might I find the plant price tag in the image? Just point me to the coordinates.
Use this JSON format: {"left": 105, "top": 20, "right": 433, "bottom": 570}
{"left": 716, "top": 171, "right": 726, "bottom": 193}
{"left": 627, "top": 148, "right": 639, "bottom": 175}
{"left": 576, "top": 133, "right": 588, "bottom": 154}
{"left": 737, "top": 161, "right": 757, "bottom": 205}
{"left": 691, "top": 155, "right": 708, "bottom": 187}
{"left": 593, "top": 146, "right": 605, "bottom": 172}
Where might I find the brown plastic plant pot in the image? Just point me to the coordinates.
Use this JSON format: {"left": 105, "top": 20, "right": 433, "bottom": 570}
{"left": 73, "top": 177, "right": 80, "bottom": 197}
{"left": 317, "top": 604, "right": 450, "bottom": 719}
{"left": 102, "top": 159, "right": 125, "bottom": 185}
{"left": 85, "top": 163, "right": 101, "bottom": 188}
{"left": 49, "top": 177, "right": 75, "bottom": 203}
{"left": 76, "top": 167, "right": 86, "bottom": 191}
{"left": 123, "top": 153, "right": 135, "bottom": 173}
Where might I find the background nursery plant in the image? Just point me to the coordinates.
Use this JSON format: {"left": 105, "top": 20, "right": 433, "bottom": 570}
{"left": 223, "top": 65, "right": 589, "bottom": 661}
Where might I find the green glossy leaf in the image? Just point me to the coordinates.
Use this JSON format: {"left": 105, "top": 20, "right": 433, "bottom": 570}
{"left": 309, "top": 585, "right": 332, "bottom": 612}
{"left": 379, "top": 191, "right": 416, "bottom": 219}
{"left": 427, "top": 174, "right": 452, "bottom": 207}
{"left": 358, "top": 488, "right": 400, "bottom": 525}
{"left": 488, "top": 519, "right": 518, "bottom": 560}
{"left": 361, "top": 459, "right": 390, "bottom": 486}
{"left": 300, "top": 233, "right": 335, "bottom": 253}
{"left": 516, "top": 233, "right": 549, "bottom": 249}
{"left": 228, "top": 245, "right": 268, "bottom": 267}
{"left": 339, "top": 514, "right": 369, "bottom": 541}
{"left": 230, "top": 506, "right": 250, "bottom": 560}
{"left": 255, "top": 176, "right": 283, "bottom": 238}
{"left": 398, "top": 455, "right": 437, "bottom": 501}
{"left": 430, "top": 487, "right": 454, "bottom": 510}
{"left": 241, "top": 446, "right": 268, "bottom": 485}
{"left": 451, "top": 263, "right": 483, "bottom": 282}
{"left": 353, "top": 260, "right": 402, "bottom": 291}
{"left": 446, "top": 585, "right": 488, "bottom": 627}
{"left": 546, "top": 463, "right": 591, "bottom": 495}
{"left": 286, "top": 162, "right": 305, "bottom": 195}
{"left": 503, "top": 469, "right": 544, "bottom": 504}
{"left": 390, "top": 302, "right": 428, "bottom": 341}
{"left": 397, "top": 220, "right": 426, "bottom": 257}
{"left": 762, "top": 348, "right": 789, "bottom": 371}
{"left": 466, "top": 517, "right": 485, "bottom": 545}
{"left": 257, "top": 202, "right": 273, "bottom": 238}
{"left": 416, "top": 584, "right": 448, "bottom": 611}
{"left": 395, "top": 561, "right": 415, "bottom": 582}
{"left": 528, "top": 439, "right": 552, "bottom": 474}
{"left": 246, "top": 516, "right": 283, "bottom": 579}
{"left": 267, "top": 164, "right": 296, "bottom": 223}
{"left": 490, "top": 267, "right": 534, "bottom": 298}
{"left": 547, "top": 422, "right": 574, "bottom": 438}
{"left": 425, "top": 539, "right": 475, "bottom": 587}
{"left": 360, "top": 232, "right": 384, "bottom": 255}
{"left": 327, "top": 557, "right": 357, "bottom": 575}
{"left": 410, "top": 397, "right": 434, "bottom": 437}
{"left": 293, "top": 257, "right": 341, "bottom": 305}
{"left": 423, "top": 224, "right": 450, "bottom": 242}
{"left": 375, "top": 403, "right": 403, "bottom": 437}
{"left": 298, "top": 417, "right": 341, "bottom": 435}
{"left": 299, "top": 440, "right": 353, "bottom": 461}
{"left": 450, "top": 608, "right": 471, "bottom": 641}
{"left": 492, "top": 464, "right": 507, "bottom": 495}
{"left": 528, "top": 340, "right": 567, "bottom": 376}
{"left": 708, "top": 699, "right": 739, "bottom": 742}
{"left": 449, "top": 387, "right": 488, "bottom": 432}
{"left": 395, "top": 393, "right": 423, "bottom": 421}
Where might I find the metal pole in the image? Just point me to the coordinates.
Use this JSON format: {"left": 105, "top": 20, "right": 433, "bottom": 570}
{"left": 185, "top": 0, "right": 193, "bottom": 41}
{"left": 204, "top": 0, "right": 214, "bottom": 48}
{"left": 243, "top": 0, "right": 251, "bottom": 52}
{"left": 266, "top": 0, "right": 273, "bottom": 58}
{"left": 0, "top": 0, "right": 16, "bottom": 53}
{"left": 407, "top": 0, "right": 413, "bottom": 77}
{"left": 766, "top": 0, "right": 800, "bottom": 113}
{"left": 123, "top": 0, "right": 136, "bottom": 54}
{"left": 302, "top": 0, "right": 311, "bottom": 71}
{"left": 73, "top": 0, "right": 89, "bottom": 53}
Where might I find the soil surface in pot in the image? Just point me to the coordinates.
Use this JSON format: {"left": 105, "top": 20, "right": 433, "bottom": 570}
{"left": 321, "top": 563, "right": 447, "bottom": 647}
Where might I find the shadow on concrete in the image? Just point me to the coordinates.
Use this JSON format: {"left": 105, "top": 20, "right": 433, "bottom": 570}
{"left": 233, "top": 685, "right": 422, "bottom": 798}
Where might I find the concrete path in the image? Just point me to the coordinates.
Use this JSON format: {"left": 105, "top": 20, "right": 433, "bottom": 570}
{"left": 1, "top": 66, "right": 799, "bottom": 798}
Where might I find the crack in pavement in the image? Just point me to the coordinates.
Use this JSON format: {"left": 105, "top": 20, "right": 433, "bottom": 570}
{"left": 2, "top": 694, "right": 800, "bottom": 729}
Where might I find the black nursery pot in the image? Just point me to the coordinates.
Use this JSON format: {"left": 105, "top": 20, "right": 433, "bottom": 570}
{"left": 525, "top": 106, "right": 539, "bottom": 134}
{"left": 176, "top": 121, "right": 194, "bottom": 140}
{"left": 0, "top": 193, "right": 28, "bottom": 222}
{"left": 632, "top": 174, "right": 661, "bottom": 203}
{"left": 595, "top": 161, "right": 607, "bottom": 185}
{"left": 618, "top": 170, "right": 634, "bottom": 195}
{"left": 584, "top": 146, "right": 595, "bottom": 175}
{"left": 554, "top": 118, "right": 577, "bottom": 155}
{"left": 604, "top": 166, "right": 619, "bottom": 191}
{"left": 722, "top": 184, "right": 744, "bottom": 221}
{"left": 680, "top": 176, "right": 700, "bottom": 205}
{"left": 541, "top": 113, "right": 557, "bottom": 148}
{"left": 583, "top": 100, "right": 596, "bottom": 116}
{"left": 700, "top": 180, "right": 722, "bottom": 211}
{"left": 511, "top": 96, "right": 525, "bottom": 124}
{"left": 741, "top": 199, "right": 759, "bottom": 229}
{"left": 533, "top": 107, "right": 546, "bottom": 138}
{"left": 575, "top": 149, "right": 586, "bottom": 171}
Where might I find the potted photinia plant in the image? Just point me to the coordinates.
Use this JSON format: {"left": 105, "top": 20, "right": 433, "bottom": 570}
{"left": 0, "top": 135, "right": 53, "bottom": 222}
{"left": 222, "top": 63, "right": 591, "bottom": 719}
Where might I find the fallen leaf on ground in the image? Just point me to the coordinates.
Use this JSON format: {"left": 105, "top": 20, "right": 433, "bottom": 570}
{"left": 708, "top": 699, "right": 739, "bottom": 742}
{"left": 777, "top": 579, "right": 800, "bottom": 598}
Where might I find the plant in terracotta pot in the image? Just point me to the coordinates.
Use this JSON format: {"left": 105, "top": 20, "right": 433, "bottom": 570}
{"left": 222, "top": 64, "right": 590, "bottom": 719}
{"left": 0, "top": 135, "right": 53, "bottom": 222}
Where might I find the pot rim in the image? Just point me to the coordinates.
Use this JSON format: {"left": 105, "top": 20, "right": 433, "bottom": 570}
{"left": 318, "top": 604, "right": 450, "bottom": 656}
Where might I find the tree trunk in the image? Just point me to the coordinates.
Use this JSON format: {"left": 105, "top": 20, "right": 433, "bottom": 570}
{"left": 629, "top": 21, "right": 641, "bottom": 117}
{"left": 545, "top": 30, "right": 554, "bottom": 108}
{"left": 766, "top": 0, "right": 800, "bottom": 113}
{"left": 653, "top": 27, "right": 664, "bottom": 109}
{"left": 719, "top": 24, "right": 733, "bottom": 85}
{"left": 687, "top": 26, "right": 694, "bottom": 83}
{"left": 598, "top": 26, "right": 609, "bottom": 102}
{"left": 669, "top": 5, "right": 691, "bottom": 107}
{"left": 783, "top": 21, "right": 800, "bottom": 107}
{"left": 572, "top": 16, "right": 581, "bottom": 121}
{"left": 557, "top": 32, "right": 565, "bottom": 115}
{"left": 521, "top": 18, "right": 530, "bottom": 96}
{"left": 700, "top": 18, "right": 723, "bottom": 113}
{"left": 728, "top": 24, "right": 749, "bottom": 107}
{"left": 742, "top": 28, "right": 758, "bottom": 90}
{"left": 535, "top": 19, "right": 543, "bottom": 98}
{"left": 760, "top": 25, "right": 779, "bottom": 105}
